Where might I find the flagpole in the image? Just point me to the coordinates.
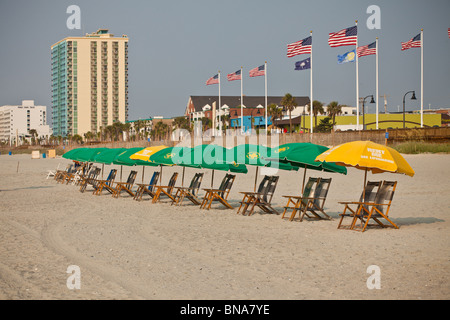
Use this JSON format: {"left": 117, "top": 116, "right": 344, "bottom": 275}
{"left": 265, "top": 61, "right": 268, "bottom": 132}
{"left": 310, "top": 30, "right": 313, "bottom": 135}
{"left": 218, "top": 70, "right": 221, "bottom": 135}
{"left": 376, "top": 37, "right": 379, "bottom": 129}
{"left": 355, "top": 20, "right": 360, "bottom": 130}
{"left": 241, "top": 66, "right": 244, "bottom": 134}
{"left": 420, "top": 28, "right": 424, "bottom": 127}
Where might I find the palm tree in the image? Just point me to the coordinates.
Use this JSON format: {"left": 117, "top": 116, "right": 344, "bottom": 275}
{"left": 327, "top": 101, "right": 343, "bottom": 129}
{"left": 201, "top": 117, "right": 212, "bottom": 132}
{"left": 122, "top": 122, "right": 131, "bottom": 141}
{"left": 280, "top": 93, "right": 297, "bottom": 134}
{"left": 307, "top": 100, "right": 324, "bottom": 129}
{"left": 267, "top": 103, "right": 283, "bottom": 132}
{"left": 28, "top": 129, "right": 38, "bottom": 145}
{"left": 134, "top": 120, "right": 144, "bottom": 140}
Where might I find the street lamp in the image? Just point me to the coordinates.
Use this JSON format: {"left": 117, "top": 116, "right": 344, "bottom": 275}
{"left": 362, "top": 95, "right": 375, "bottom": 130}
{"left": 402, "top": 91, "right": 417, "bottom": 128}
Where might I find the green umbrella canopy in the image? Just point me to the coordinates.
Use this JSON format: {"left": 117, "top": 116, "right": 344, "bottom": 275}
{"left": 148, "top": 146, "right": 193, "bottom": 167}
{"left": 62, "top": 147, "right": 87, "bottom": 160}
{"left": 187, "top": 144, "right": 248, "bottom": 173}
{"left": 227, "top": 143, "right": 296, "bottom": 171}
{"left": 70, "top": 148, "right": 108, "bottom": 162}
{"left": 113, "top": 147, "right": 146, "bottom": 166}
{"left": 93, "top": 148, "right": 128, "bottom": 165}
{"left": 266, "top": 143, "right": 347, "bottom": 174}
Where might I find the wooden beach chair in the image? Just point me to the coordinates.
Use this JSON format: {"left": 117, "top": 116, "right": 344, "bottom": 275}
{"left": 112, "top": 170, "right": 138, "bottom": 198}
{"left": 171, "top": 172, "right": 204, "bottom": 206}
{"left": 281, "top": 177, "right": 318, "bottom": 221}
{"left": 133, "top": 171, "right": 160, "bottom": 201}
{"left": 236, "top": 175, "right": 270, "bottom": 215}
{"left": 55, "top": 164, "right": 75, "bottom": 183}
{"left": 79, "top": 167, "right": 101, "bottom": 193}
{"left": 299, "top": 178, "right": 333, "bottom": 221}
{"left": 337, "top": 181, "right": 382, "bottom": 230}
{"left": 237, "top": 175, "right": 280, "bottom": 216}
{"left": 92, "top": 169, "right": 118, "bottom": 195}
{"left": 351, "top": 180, "right": 399, "bottom": 232}
{"left": 200, "top": 174, "right": 236, "bottom": 210}
{"left": 151, "top": 172, "right": 179, "bottom": 203}
{"left": 64, "top": 163, "right": 88, "bottom": 185}
{"left": 249, "top": 175, "right": 280, "bottom": 216}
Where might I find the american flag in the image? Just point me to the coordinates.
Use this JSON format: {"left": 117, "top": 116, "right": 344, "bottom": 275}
{"left": 328, "top": 26, "right": 357, "bottom": 47}
{"left": 249, "top": 65, "right": 265, "bottom": 77}
{"left": 401, "top": 34, "right": 421, "bottom": 51}
{"left": 287, "top": 36, "right": 312, "bottom": 57}
{"left": 227, "top": 69, "right": 241, "bottom": 81}
{"left": 206, "top": 74, "right": 219, "bottom": 85}
{"left": 448, "top": 28, "right": 450, "bottom": 39}
{"left": 357, "top": 41, "right": 376, "bottom": 57}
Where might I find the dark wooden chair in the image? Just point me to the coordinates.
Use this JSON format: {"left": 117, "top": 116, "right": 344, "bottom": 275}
{"left": 200, "top": 174, "right": 236, "bottom": 210}
{"left": 337, "top": 181, "right": 382, "bottom": 230}
{"left": 133, "top": 171, "right": 161, "bottom": 201}
{"left": 299, "top": 178, "right": 333, "bottom": 221}
{"left": 92, "top": 169, "right": 118, "bottom": 195}
{"left": 112, "top": 170, "right": 138, "bottom": 198}
{"left": 151, "top": 172, "right": 179, "bottom": 203}
{"left": 171, "top": 173, "right": 204, "bottom": 206}
{"left": 281, "top": 177, "right": 319, "bottom": 221}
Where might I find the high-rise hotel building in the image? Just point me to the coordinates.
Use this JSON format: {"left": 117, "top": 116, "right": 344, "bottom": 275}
{"left": 51, "top": 29, "right": 128, "bottom": 137}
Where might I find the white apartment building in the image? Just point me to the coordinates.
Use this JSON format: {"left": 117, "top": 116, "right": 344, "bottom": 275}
{"left": 0, "top": 100, "right": 52, "bottom": 145}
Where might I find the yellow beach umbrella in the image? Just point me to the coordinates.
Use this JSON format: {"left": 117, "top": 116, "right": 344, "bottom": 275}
{"left": 316, "top": 141, "right": 414, "bottom": 200}
{"left": 130, "top": 145, "right": 169, "bottom": 182}
{"left": 130, "top": 145, "right": 169, "bottom": 162}
{"left": 315, "top": 141, "right": 414, "bottom": 176}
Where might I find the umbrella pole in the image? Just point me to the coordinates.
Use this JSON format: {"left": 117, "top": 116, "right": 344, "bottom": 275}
{"left": 160, "top": 165, "right": 162, "bottom": 186}
{"left": 120, "top": 165, "right": 123, "bottom": 182}
{"left": 102, "top": 163, "right": 104, "bottom": 179}
{"left": 142, "top": 166, "right": 145, "bottom": 183}
{"left": 211, "top": 169, "right": 214, "bottom": 188}
{"left": 363, "top": 168, "right": 368, "bottom": 202}
{"left": 302, "top": 164, "right": 307, "bottom": 194}
{"left": 254, "top": 166, "right": 259, "bottom": 192}
{"left": 182, "top": 166, "right": 185, "bottom": 187}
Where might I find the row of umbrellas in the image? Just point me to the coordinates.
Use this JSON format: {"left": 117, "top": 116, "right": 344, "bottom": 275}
{"left": 62, "top": 141, "right": 415, "bottom": 193}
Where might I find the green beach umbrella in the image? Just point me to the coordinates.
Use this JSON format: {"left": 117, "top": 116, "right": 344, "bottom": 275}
{"left": 227, "top": 143, "right": 297, "bottom": 191}
{"left": 148, "top": 146, "right": 193, "bottom": 186}
{"left": 94, "top": 148, "right": 127, "bottom": 165}
{"left": 112, "top": 147, "right": 146, "bottom": 182}
{"left": 70, "top": 148, "right": 106, "bottom": 162}
{"left": 187, "top": 144, "right": 248, "bottom": 187}
{"left": 62, "top": 147, "right": 87, "bottom": 160}
{"left": 113, "top": 147, "right": 146, "bottom": 166}
{"left": 266, "top": 143, "right": 347, "bottom": 192}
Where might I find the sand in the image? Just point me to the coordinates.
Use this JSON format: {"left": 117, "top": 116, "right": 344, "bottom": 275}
{"left": 0, "top": 152, "right": 448, "bottom": 300}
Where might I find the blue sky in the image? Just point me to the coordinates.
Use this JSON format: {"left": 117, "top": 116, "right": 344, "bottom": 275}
{"left": 0, "top": 0, "right": 449, "bottom": 121}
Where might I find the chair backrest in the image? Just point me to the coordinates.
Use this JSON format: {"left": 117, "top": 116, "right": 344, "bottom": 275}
{"left": 260, "top": 176, "right": 279, "bottom": 203}
{"left": 359, "top": 181, "right": 382, "bottom": 211}
{"left": 91, "top": 167, "right": 101, "bottom": 180}
{"left": 256, "top": 175, "right": 271, "bottom": 194}
{"left": 125, "top": 171, "right": 137, "bottom": 188}
{"left": 166, "top": 172, "right": 178, "bottom": 194}
{"left": 311, "top": 178, "right": 332, "bottom": 208}
{"left": 301, "top": 177, "right": 319, "bottom": 205}
{"left": 217, "top": 174, "right": 235, "bottom": 199}
{"left": 147, "top": 171, "right": 160, "bottom": 192}
{"left": 372, "top": 180, "right": 397, "bottom": 216}
{"left": 188, "top": 173, "right": 204, "bottom": 196}
{"left": 106, "top": 169, "right": 117, "bottom": 186}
